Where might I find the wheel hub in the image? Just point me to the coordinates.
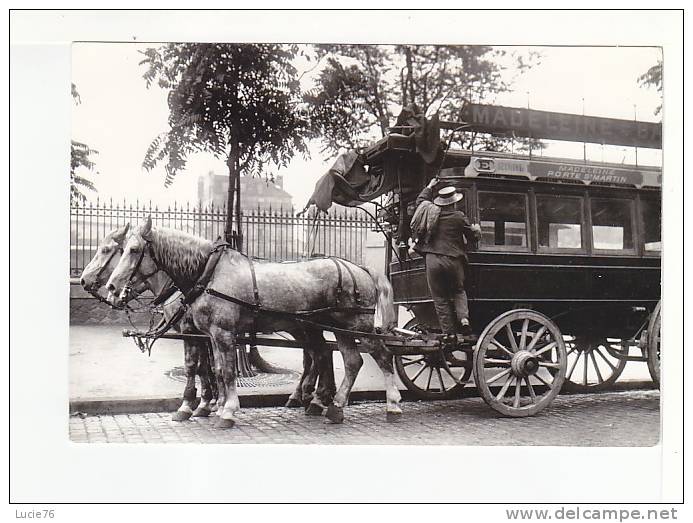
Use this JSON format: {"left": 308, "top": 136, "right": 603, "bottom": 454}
{"left": 510, "top": 350, "right": 539, "bottom": 377}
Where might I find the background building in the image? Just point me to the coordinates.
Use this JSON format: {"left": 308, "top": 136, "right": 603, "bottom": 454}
{"left": 197, "top": 171, "right": 292, "bottom": 210}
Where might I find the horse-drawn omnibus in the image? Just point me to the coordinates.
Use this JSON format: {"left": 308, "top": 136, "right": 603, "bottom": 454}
{"left": 363, "top": 123, "right": 662, "bottom": 411}
{"left": 110, "top": 105, "right": 661, "bottom": 423}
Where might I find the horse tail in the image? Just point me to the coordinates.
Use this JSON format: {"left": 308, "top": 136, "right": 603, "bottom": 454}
{"left": 364, "top": 268, "right": 396, "bottom": 332}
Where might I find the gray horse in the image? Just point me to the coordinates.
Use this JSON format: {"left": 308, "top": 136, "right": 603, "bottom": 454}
{"left": 80, "top": 224, "right": 336, "bottom": 418}
{"left": 80, "top": 224, "right": 217, "bottom": 419}
{"left": 105, "top": 217, "right": 401, "bottom": 428}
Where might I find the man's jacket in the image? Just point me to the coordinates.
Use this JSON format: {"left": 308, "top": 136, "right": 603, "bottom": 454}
{"left": 413, "top": 186, "right": 481, "bottom": 261}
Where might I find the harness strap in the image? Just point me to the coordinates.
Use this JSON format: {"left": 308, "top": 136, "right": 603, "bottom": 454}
{"left": 328, "top": 258, "right": 344, "bottom": 304}
{"left": 181, "top": 239, "right": 230, "bottom": 305}
{"left": 334, "top": 258, "right": 361, "bottom": 305}
{"left": 151, "top": 281, "right": 179, "bottom": 306}
{"left": 204, "top": 288, "right": 390, "bottom": 340}
{"left": 244, "top": 255, "right": 261, "bottom": 307}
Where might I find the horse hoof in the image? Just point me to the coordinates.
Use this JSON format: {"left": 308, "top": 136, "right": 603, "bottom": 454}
{"left": 285, "top": 398, "right": 303, "bottom": 408}
{"left": 305, "top": 403, "right": 324, "bottom": 416}
{"left": 216, "top": 417, "right": 236, "bottom": 429}
{"left": 171, "top": 410, "right": 192, "bottom": 422}
{"left": 302, "top": 398, "right": 313, "bottom": 409}
{"left": 192, "top": 407, "right": 212, "bottom": 418}
{"left": 386, "top": 410, "right": 403, "bottom": 423}
{"left": 324, "top": 404, "right": 344, "bottom": 424}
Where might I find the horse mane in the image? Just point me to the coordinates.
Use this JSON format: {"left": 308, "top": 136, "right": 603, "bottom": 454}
{"left": 149, "top": 227, "right": 213, "bottom": 284}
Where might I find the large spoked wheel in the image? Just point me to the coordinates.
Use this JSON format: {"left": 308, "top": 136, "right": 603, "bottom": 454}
{"left": 394, "top": 319, "right": 472, "bottom": 400}
{"left": 562, "top": 336, "right": 627, "bottom": 392}
{"left": 473, "top": 309, "right": 567, "bottom": 417}
{"left": 647, "top": 302, "right": 661, "bottom": 388}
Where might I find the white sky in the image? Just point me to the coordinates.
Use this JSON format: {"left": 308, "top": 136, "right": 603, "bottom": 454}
{"left": 72, "top": 44, "right": 662, "bottom": 207}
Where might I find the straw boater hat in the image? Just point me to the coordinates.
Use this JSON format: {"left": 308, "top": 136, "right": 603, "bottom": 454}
{"left": 434, "top": 186, "right": 463, "bottom": 207}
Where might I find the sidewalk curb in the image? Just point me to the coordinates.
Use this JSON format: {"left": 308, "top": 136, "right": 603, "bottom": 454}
{"left": 69, "top": 381, "right": 657, "bottom": 416}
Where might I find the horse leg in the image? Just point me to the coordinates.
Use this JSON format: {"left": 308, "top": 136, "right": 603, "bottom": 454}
{"left": 366, "top": 340, "right": 403, "bottom": 422}
{"left": 325, "top": 333, "right": 363, "bottom": 424}
{"left": 212, "top": 346, "right": 226, "bottom": 417}
{"left": 306, "top": 331, "right": 336, "bottom": 415}
{"left": 192, "top": 339, "right": 214, "bottom": 417}
{"left": 172, "top": 339, "right": 198, "bottom": 422}
{"left": 286, "top": 331, "right": 311, "bottom": 408}
{"left": 207, "top": 343, "right": 219, "bottom": 411}
{"left": 210, "top": 327, "right": 240, "bottom": 429}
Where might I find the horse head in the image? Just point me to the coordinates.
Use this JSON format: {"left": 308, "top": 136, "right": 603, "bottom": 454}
{"left": 105, "top": 216, "right": 159, "bottom": 308}
{"left": 80, "top": 223, "right": 130, "bottom": 293}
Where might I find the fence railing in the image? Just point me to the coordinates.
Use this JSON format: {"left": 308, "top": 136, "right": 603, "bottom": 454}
{"left": 70, "top": 199, "right": 376, "bottom": 277}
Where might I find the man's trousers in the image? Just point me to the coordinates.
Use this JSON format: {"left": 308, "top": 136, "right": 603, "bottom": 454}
{"left": 424, "top": 253, "right": 469, "bottom": 335}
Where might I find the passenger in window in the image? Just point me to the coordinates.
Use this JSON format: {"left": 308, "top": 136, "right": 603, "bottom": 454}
{"left": 414, "top": 179, "right": 482, "bottom": 345}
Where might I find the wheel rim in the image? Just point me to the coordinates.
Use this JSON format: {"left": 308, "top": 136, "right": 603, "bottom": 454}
{"left": 394, "top": 320, "right": 472, "bottom": 399}
{"left": 562, "top": 336, "right": 627, "bottom": 391}
{"left": 473, "top": 310, "right": 566, "bottom": 417}
{"left": 647, "top": 304, "right": 661, "bottom": 387}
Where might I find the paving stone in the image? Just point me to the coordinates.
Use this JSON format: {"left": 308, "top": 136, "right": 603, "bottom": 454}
{"left": 68, "top": 390, "right": 659, "bottom": 446}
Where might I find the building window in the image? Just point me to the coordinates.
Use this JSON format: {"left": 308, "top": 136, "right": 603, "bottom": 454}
{"left": 536, "top": 195, "right": 584, "bottom": 250}
{"left": 478, "top": 192, "right": 528, "bottom": 249}
{"left": 641, "top": 198, "right": 661, "bottom": 253}
{"left": 590, "top": 198, "right": 635, "bottom": 251}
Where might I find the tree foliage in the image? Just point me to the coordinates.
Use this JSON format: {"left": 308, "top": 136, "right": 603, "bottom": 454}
{"left": 70, "top": 83, "right": 98, "bottom": 204}
{"left": 139, "top": 43, "right": 314, "bottom": 187}
{"left": 638, "top": 59, "right": 663, "bottom": 116}
{"left": 305, "top": 45, "right": 544, "bottom": 155}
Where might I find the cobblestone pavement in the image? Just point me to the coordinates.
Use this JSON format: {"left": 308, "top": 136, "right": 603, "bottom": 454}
{"left": 69, "top": 389, "right": 659, "bottom": 446}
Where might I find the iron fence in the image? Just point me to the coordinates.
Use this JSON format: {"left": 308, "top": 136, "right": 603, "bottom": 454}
{"left": 70, "top": 199, "right": 376, "bottom": 277}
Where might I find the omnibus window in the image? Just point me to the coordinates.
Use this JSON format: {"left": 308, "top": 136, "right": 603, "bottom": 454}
{"left": 641, "top": 198, "right": 661, "bottom": 253}
{"left": 537, "top": 196, "right": 583, "bottom": 250}
{"left": 478, "top": 192, "right": 528, "bottom": 248}
{"left": 590, "top": 198, "right": 634, "bottom": 251}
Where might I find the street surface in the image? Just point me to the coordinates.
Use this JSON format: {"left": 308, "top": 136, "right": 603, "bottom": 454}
{"left": 69, "top": 389, "right": 659, "bottom": 446}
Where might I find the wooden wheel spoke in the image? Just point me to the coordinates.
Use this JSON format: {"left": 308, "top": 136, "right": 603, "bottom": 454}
{"left": 490, "top": 340, "right": 514, "bottom": 357}
{"left": 526, "top": 325, "right": 548, "bottom": 352}
{"left": 594, "top": 347, "right": 617, "bottom": 372}
{"left": 589, "top": 350, "right": 604, "bottom": 383}
{"left": 402, "top": 357, "right": 425, "bottom": 367}
{"left": 566, "top": 351, "right": 581, "bottom": 381}
{"left": 425, "top": 367, "right": 434, "bottom": 391}
{"left": 484, "top": 358, "right": 512, "bottom": 366}
{"left": 525, "top": 377, "right": 537, "bottom": 403}
{"left": 495, "top": 374, "right": 515, "bottom": 401}
{"left": 533, "top": 341, "right": 557, "bottom": 358}
{"left": 538, "top": 361, "right": 561, "bottom": 369}
{"left": 566, "top": 345, "right": 578, "bottom": 356}
{"left": 582, "top": 350, "right": 589, "bottom": 385}
{"left": 519, "top": 319, "right": 529, "bottom": 351}
{"left": 534, "top": 372, "right": 553, "bottom": 389}
{"left": 410, "top": 363, "right": 428, "bottom": 383}
{"left": 436, "top": 367, "right": 447, "bottom": 393}
{"left": 505, "top": 323, "right": 519, "bottom": 352}
{"left": 513, "top": 378, "right": 522, "bottom": 408}
{"left": 441, "top": 363, "right": 461, "bottom": 382}
{"left": 486, "top": 368, "right": 511, "bottom": 385}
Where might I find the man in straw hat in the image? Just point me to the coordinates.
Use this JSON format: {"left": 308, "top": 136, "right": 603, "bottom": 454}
{"left": 414, "top": 178, "right": 482, "bottom": 346}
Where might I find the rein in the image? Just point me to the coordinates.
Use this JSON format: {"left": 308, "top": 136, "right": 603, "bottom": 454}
{"left": 123, "top": 237, "right": 395, "bottom": 348}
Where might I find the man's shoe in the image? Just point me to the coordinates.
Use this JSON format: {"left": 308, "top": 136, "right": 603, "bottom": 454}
{"left": 460, "top": 320, "right": 473, "bottom": 337}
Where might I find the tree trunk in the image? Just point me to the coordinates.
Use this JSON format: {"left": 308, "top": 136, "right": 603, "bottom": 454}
{"left": 225, "top": 152, "right": 237, "bottom": 245}
{"left": 405, "top": 46, "right": 416, "bottom": 110}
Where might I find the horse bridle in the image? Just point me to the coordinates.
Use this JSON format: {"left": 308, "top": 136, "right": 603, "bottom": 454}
{"left": 85, "top": 245, "right": 123, "bottom": 306}
{"left": 118, "top": 238, "right": 160, "bottom": 304}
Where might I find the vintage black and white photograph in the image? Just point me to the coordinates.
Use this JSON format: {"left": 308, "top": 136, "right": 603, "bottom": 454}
{"left": 10, "top": 9, "right": 683, "bottom": 506}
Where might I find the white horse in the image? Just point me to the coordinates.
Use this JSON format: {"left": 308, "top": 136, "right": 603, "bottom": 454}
{"left": 106, "top": 217, "right": 402, "bottom": 428}
{"left": 80, "top": 224, "right": 218, "bottom": 419}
